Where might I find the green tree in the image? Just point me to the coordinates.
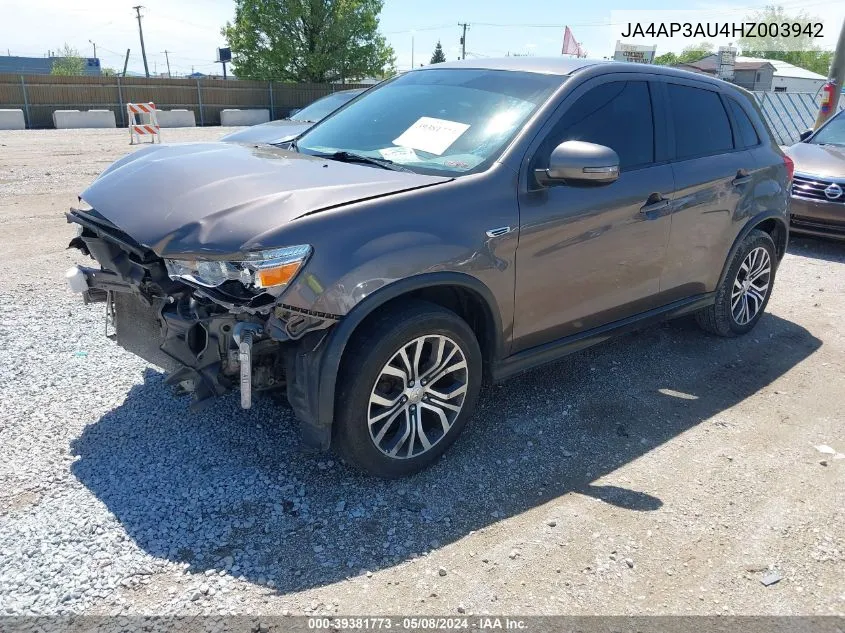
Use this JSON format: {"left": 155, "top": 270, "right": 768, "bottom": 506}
{"left": 678, "top": 42, "right": 714, "bottom": 63}
{"left": 738, "top": 5, "right": 832, "bottom": 76}
{"left": 101, "top": 67, "right": 118, "bottom": 76}
{"left": 430, "top": 41, "right": 446, "bottom": 64}
{"left": 51, "top": 44, "right": 85, "bottom": 76}
{"left": 653, "top": 52, "right": 678, "bottom": 66}
{"left": 654, "top": 42, "right": 715, "bottom": 66}
{"left": 223, "top": 0, "right": 395, "bottom": 82}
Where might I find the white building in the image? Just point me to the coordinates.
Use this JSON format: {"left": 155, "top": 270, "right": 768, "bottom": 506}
{"left": 678, "top": 54, "right": 828, "bottom": 93}
{"left": 736, "top": 56, "right": 827, "bottom": 93}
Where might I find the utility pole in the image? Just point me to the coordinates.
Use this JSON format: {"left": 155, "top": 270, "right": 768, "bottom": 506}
{"left": 88, "top": 40, "right": 97, "bottom": 59}
{"left": 458, "top": 22, "right": 470, "bottom": 60}
{"left": 814, "top": 18, "right": 845, "bottom": 129}
{"left": 162, "top": 50, "right": 172, "bottom": 78}
{"left": 132, "top": 5, "right": 150, "bottom": 78}
{"left": 122, "top": 49, "right": 131, "bottom": 77}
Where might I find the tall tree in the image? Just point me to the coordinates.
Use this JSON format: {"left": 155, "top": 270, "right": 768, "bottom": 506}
{"left": 738, "top": 5, "right": 832, "bottom": 76}
{"left": 51, "top": 44, "right": 85, "bottom": 76}
{"left": 430, "top": 41, "right": 446, "bottom": 64}
{"left": 223, "top": 0, "right": 395, "bottom": 82}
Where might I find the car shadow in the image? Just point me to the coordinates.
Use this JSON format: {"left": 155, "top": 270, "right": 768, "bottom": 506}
{"left": 788, "top": 235, "right": 845, "bottom": 263}
{"left": 70, "top": 312, "right": 820, "bottom": 594}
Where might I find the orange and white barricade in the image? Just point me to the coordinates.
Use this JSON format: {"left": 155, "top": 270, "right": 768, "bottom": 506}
{"left": 127, "top": 102, "right": 161, "bottom": 145}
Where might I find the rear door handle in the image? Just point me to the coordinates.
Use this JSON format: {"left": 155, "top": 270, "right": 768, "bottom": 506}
{"left": 732, "top": 169, "right": 752, "bottom": 186}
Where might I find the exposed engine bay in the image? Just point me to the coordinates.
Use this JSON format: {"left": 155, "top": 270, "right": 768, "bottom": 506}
{"left": 65, "top": 207, "right": 339, "bottom": 431}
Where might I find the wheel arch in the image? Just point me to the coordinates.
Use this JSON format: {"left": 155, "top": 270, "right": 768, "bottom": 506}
{"left": 718, "top": 211, "right": 788, "bottom": 289}
{"left": 300, "top": 272, "right": 504, "bottom": 450}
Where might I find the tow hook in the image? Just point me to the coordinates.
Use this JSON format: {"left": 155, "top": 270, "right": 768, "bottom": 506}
{"left": 232, "top": 322, "right": 264, "bottom": 410}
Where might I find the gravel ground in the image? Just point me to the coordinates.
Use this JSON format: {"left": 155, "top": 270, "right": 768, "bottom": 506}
{"left": 0, "top": 128, "right": 843, "bottom": 617}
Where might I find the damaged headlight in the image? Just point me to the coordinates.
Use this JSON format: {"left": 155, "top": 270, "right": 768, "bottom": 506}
{"left": 164, "top": 245, "right": 312, "bottom": 290}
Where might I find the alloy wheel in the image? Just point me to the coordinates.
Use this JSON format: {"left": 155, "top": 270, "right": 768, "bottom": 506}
{"left": 731, "top": 246, "right": 771, "bottom": 326}
{"left": 367, "top": 335, "right": 468, "bottom": 459}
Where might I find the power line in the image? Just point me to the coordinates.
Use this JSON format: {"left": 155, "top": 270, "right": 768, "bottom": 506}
{"left": 383, "top": 24, "right": 453, "bottom": 35}
{"left": 150, "top": 11, "right": 224, "bottom": 32}
{"left": 397, "top": 2, "right": 834, "bottom": 34}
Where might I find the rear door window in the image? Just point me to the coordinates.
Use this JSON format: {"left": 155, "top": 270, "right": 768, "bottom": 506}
{"left": 667, "top": 84, "right": 734, "bottom": 159}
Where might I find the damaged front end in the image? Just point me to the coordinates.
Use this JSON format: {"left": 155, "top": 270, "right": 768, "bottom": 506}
{"left": 65, "top": 206, "right": 338, "bottom": 448}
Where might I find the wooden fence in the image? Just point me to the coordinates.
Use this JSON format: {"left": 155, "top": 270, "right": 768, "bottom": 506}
{"left": 0, "top": 74, "right": 369, "bottom": 129}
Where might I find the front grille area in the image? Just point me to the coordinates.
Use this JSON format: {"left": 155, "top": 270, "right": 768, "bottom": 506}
{"left": 792, "top": 174, "right": 845, "bottom": 204}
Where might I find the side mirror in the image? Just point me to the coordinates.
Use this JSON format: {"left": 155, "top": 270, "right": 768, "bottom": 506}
{"left": 535, "top": 140, "right": 620, "bottom": 186}
{"left": 799, "top": 129, "right": 813, "bottom": 142}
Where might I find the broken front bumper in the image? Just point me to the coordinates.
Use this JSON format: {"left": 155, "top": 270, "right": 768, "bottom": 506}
{"left": 65, "top": 208, "right": 339, "bottom": 450}
{"left": 67, "top": 263, "right": 281, "bottom": 407}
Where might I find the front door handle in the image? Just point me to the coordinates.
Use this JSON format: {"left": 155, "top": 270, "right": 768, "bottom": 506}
{"left": 639, "top": 193, "right": 671, "bottom": 219}
{"left": 732, "top": 169, "right": 752, "bottom": 186}
{"left": 485, "top": 226, "right": 512, "bottom": 238}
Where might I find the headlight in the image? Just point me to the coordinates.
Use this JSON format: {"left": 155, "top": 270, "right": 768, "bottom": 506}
{"left": 165, "top": 245, "right": 311, "bottom": 290}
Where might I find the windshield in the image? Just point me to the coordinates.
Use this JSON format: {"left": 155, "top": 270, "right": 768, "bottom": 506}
{"left": 290, "top": 91, "right": 361, "bottom": 123}
{"left": 810, "top": 110, "right": 845, "bottom": 146}
{"left": 296, "top": 69, "right": 561, "bottom": 176}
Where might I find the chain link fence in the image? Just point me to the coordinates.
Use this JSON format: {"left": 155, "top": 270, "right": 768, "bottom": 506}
{"left": 752, "top": 90, "right": 844, "bottom": 145}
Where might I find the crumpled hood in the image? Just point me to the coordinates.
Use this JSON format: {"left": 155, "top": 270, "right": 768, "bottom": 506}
{"left": 219, "top": 120, "right": 313, "bottom": 144}
{"left": 81, "top": 142, "right": 450, "bottom": 257}
{"left": 784, "top": 142, "right": 845, "bottom": 178}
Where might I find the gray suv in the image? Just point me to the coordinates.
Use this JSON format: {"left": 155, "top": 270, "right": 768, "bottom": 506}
{"left": 66, "top": 58, "right": 791, "bottom": 477}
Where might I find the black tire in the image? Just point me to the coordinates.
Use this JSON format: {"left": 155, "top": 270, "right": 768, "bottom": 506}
{"left": 333, "top": 300, "right": 482, "bottom": 478}
{"left": 695, "top": 229, "right": 777, "bottom": 337}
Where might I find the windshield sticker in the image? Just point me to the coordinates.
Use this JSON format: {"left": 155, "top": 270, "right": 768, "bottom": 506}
{"left": 378, "top": 146, "right": 420, "bottom": 163}
{"left": 393, "top": 117, "right": 471, "bottom": 156}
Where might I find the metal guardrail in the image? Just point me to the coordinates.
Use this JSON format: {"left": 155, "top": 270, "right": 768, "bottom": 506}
{"left": 752, "top": 91, "right": 844, "bottom": 145}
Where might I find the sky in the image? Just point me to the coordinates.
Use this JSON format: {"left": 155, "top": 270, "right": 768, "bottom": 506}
{"left": 1, "top": 0, "right": 842, "bottom": 77}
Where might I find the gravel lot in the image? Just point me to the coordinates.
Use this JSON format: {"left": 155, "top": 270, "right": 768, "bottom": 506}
{"left": 0, "top": 128, "right": 843, "bottom": 617}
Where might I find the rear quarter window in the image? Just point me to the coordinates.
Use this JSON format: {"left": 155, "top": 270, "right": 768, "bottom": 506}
{"left": 727, "top": 98, "right": 761, "bottom": 147}
{"left": 667, "top": 84, "right": 734, "bottom": 159}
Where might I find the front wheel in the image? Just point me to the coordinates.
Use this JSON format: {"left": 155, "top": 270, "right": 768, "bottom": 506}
{"left": 696, "top": 229, "right": 777, "bottom": 337}
{"left": 334, "top": 300, "right": 482, "bottom": 478}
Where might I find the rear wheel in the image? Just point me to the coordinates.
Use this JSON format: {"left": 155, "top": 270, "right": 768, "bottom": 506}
{"left": 334, "top": 300, "right": 482, "bottom": 478}
{"left": 696, "top": 229, "right": 777, "bottom": 337}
